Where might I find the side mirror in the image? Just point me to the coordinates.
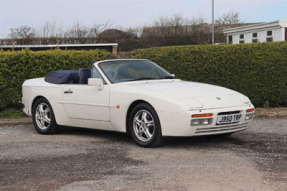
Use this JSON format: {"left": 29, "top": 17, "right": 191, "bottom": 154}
{"left": 171, "top": 74, "right": 175, "bottom": 77}
{"left": 88, "top": 78, "right": 104, "bottom": 90}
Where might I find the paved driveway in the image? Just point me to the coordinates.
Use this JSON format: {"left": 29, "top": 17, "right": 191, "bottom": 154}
{"left": 0, "top": 118, "right": 286, "bottom": 191}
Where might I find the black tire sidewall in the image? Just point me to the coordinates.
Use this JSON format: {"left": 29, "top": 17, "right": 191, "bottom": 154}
{"left": 129, "top": 103, "right": 162, "bottom": 147}
{"left": 32, "top": 98, "right": 57, "bottom": 134}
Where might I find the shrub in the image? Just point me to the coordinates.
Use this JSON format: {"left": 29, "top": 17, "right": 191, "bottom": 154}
{"left": 1, "top": 42, "right": 287, "bottom": 109}
{"left": 0, "top": 48, "right": 112, "bottom": 109}
{"left": 135, "top": 42, "right": 287, "bottom": 107}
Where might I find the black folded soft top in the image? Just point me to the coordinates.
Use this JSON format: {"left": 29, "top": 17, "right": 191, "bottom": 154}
{"left": 45, "top": 70, "right": 79, "bottom": 84}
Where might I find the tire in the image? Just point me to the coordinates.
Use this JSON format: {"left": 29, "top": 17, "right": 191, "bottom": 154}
{"left": 32, "top": 98, "right": 58, "bottom": 134}
{"left": 129, "top": 103, "right": 163, "bottom": 148}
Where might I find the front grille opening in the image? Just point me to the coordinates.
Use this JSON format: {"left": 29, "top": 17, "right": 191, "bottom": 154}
{"left": 195, "top": 123, "right": 249, "bottom": 134}
{"left": 217, "top": 111, "right": 241, "bottom": 116}
{"left": 216, "top": 121, "right": 239, "bottom": 126}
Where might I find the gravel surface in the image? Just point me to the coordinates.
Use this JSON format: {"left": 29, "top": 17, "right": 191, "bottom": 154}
{"left": 0, "top": 118, "right": 286, "bottom": 191}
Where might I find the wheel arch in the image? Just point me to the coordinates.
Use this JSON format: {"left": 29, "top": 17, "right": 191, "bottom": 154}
{"left": 125, "top": 100, "right": 157, "bottom": 134}
{"left": 31, "top": 96, "right": 49, "bottom": 115}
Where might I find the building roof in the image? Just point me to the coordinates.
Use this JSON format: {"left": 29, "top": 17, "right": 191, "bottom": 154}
{"left": 223, "top": 20, "right": 287, "bottom": 34}
{"left": 0, "top": 43, "right": 118, "bottom": 48}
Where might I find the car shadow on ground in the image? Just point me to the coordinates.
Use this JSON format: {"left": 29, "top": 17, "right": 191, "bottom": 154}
{"left": 163, "top": 135, "right": 243, "bottom": 147}
{"left": 57, "top": 125, "right": 244, "bottom": 148}
{"left": 57, "top": 125, "right": 132, "bottom": 142}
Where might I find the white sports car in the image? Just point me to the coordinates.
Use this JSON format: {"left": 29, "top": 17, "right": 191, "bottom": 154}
{"left": 22, "top": 59, "right": 254, "bottom": 147}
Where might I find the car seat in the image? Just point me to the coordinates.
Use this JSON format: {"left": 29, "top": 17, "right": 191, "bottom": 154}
{"left": 78, "top": 68, "right": 91, "bottom": 84}
{"left": 113, "top": 65, "right": 136, "bottom": 81}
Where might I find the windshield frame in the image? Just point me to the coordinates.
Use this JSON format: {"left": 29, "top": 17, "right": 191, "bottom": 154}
{"left": 97, "top": 59, "right": 174, "bottom": 84}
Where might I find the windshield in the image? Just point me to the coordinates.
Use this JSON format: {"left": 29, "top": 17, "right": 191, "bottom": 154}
{"left": 98, "top": 60, "right": 175, "bottom": 83}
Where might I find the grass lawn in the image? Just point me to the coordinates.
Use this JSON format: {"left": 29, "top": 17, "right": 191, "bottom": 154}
{"left": 0, "top": 108, "right": 28, "bottom": 119}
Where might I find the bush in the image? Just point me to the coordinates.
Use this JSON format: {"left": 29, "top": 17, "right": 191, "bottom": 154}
{"left": 135, "top": 42, "right": 287, "bottom": 107}
{"left": 0, "top": 48, "right": 112, "bottom": 109}
{"left": 1, "top": 42, "right": 287, "bottom": 109}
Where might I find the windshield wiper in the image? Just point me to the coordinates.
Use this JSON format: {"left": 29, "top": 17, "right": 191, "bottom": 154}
{"left": 127, "top": 76, "right": 175, "bottom": 82}
{"left": 159, "top": 76, "right": 176, "bottom": 79}
{"left": 127, "top": 77, "right": 157, "bottom": 81}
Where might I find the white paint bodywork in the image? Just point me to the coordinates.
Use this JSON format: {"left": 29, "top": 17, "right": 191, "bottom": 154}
{"left": 22, "top": 59, "right": 254, "bottom": 137}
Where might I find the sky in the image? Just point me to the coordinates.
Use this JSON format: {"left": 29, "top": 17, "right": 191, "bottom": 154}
{"left": 0, "top": 0, "right": 286, "bottom": 38}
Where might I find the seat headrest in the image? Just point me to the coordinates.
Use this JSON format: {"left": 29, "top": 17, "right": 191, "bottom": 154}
{"left": 103, "top": 68, "right": 115, "bottom": 79}
{"left": 78, "top": 68, "right": 91, "bottom": 84}
{"left": 113, "top": 65, "right": 136, "bottom": 81}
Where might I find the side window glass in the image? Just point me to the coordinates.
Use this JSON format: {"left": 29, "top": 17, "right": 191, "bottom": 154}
{"left": 92, "top": 67, "right": 106, "bottom": 85}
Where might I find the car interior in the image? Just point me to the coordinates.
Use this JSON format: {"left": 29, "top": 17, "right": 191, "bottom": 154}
{"left": 77, "top": 66, "right": 137, "bottom": 84}
{"left": 45, "top": 66, "right": 140, "bottom": 85}
{"left": 101, "top": 66, "right": 137, "bottom": 83}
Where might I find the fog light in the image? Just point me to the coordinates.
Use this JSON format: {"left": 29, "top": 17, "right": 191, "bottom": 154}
{"left": 202, "top": 119, "right": 209, "bottom": 125}
{"left": 245, "top": 113, "right": 254, "bottom": 120}
{"left": 191, "top": 118, "right": 212, "bottom": 126}
{"left": 192, "top": 119, "right": 200, "bottom": 125}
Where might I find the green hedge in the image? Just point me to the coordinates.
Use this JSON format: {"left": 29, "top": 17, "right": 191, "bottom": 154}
{"left": 0, "top": 48, "right": 112, "bottom": 109}
{"left": 135, "top": 42, "right": 287, "bottom": 107}
{"left": 1, "top": 42, "right": 287, "bottom": 109}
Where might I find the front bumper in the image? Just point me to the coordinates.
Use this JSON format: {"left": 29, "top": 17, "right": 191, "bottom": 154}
{"left": 22, "top": 98, "right": 30, "bottom": 116}
{"left": 158, "top": 105, "right": 254, "bottom": 137}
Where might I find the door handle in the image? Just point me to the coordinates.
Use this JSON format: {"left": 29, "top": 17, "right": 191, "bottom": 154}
{"left": 64, "top": 90, "right": 73, "bottom": 94}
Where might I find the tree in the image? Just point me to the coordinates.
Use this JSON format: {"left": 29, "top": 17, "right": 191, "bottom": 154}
{"left": 8, "top": 25, "right": 36, "bottom": 45}
{"left": 8, "top": 25, "right": 36, "bottom": 39}
{"left": 215, "top": 11, "right": 244, "bottom": 30}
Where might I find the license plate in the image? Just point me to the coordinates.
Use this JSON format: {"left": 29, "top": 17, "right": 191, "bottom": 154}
{"left": 217, "top": 114, "right": 242, "bottom": 124}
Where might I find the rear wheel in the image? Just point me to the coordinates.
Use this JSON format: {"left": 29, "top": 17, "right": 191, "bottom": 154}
{"left": 32, "top": 98, "right": 58, "bottom": 134}
{"left": 129, "top": 103, "right": 163, "bottom": 148}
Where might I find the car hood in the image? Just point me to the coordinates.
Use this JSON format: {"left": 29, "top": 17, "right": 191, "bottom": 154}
{"left": 126, "top": 80, "right": 250, "bottom": 109}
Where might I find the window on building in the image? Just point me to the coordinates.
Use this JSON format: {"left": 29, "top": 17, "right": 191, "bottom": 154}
{"left": 267, "top": 37, "right": 273, "bottom": 42}
{"left": 240, "top": 34, "right": 244, "bottom": 39}
{"left": 252, "top": 39, "right": 258, "bottom": 43}
{"left": 239, "top": 40, "right": 245, "bottom": 44}
{"left": 267, "top": 31, "right": 272, "bottom": 36}
{"left": 228, "top": 35, "right": 232, "bottom": 44}
{"left": 266, "top": 37, "right": 273, "bottom": 42}
{"left": 253, "top": 33, "right": 257, "bottom": 38}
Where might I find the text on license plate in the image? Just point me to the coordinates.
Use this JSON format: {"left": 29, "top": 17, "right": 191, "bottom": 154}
{"left": 217, "top": 114, "right": 242, "bottom": 124}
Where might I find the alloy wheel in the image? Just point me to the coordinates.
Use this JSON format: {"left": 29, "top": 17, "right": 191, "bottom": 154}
{"left": 35, "top": 103, "right": 51, "bottom": 130}
{"left": 133, "top": 110, "right": 155, "bottom": 142}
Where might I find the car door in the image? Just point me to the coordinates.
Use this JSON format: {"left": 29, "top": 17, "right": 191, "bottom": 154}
{"left": 61, "top": 68, "right": 110, "bottom": 122}
{"left": 62, "top": 84, "right": 110, "bottom": 121}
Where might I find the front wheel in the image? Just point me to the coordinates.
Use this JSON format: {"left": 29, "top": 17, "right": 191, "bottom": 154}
{"left": 32, "top": 98, "right": 58, "bottom": 134}
{"left": 129, "top": 103, "right": 163, "bottom": 148}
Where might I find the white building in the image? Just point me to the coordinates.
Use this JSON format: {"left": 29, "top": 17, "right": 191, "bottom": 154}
{"left": 223, "top": 20, "right": 287, "bottom": 44}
